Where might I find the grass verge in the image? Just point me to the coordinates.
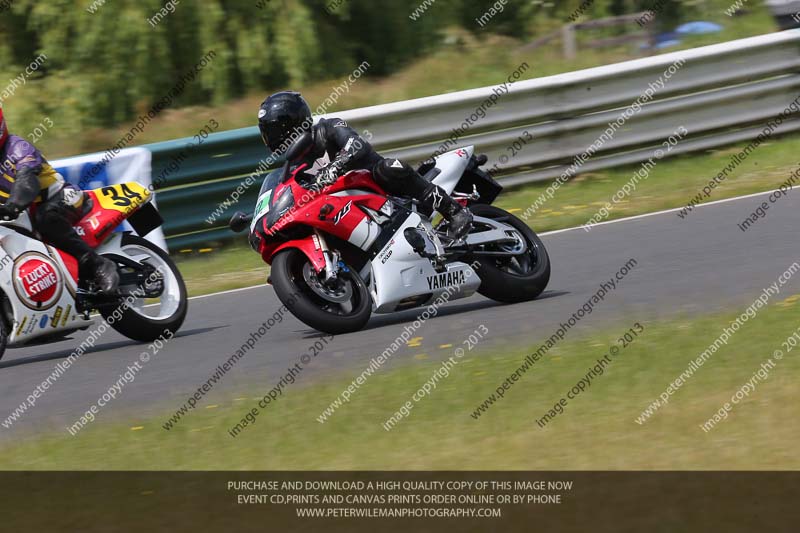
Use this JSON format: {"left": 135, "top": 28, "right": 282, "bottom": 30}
{"left": 494, "top": 132, "right": 800, "bottom": 232}
{"left": 177, "top": 131, "right": 800, "bottom": 297}
{"left": 3, "top": 293, "right": 799, "bottom": 470}
{"left": 172, "top": 244, "right": 267, "bottom": 297}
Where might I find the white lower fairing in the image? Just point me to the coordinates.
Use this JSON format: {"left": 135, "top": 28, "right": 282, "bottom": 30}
{"left": 368, "top": 213, "right": 480, "bottom": 313}
{"left": 0, "top": 226, "right": 94, "bottom": 346}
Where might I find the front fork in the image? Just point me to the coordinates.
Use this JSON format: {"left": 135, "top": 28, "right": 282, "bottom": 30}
{"left": 315, "top": 229, "right": 344, "bottom": 282}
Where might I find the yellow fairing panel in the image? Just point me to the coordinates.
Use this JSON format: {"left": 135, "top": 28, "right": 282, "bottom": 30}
{"left": 93, "top": 182, "right": 151, "bottom": 213}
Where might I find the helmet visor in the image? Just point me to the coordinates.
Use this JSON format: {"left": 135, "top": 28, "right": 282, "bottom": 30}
{"left": 259, "top": 121, "right": 289, "bottom": 155}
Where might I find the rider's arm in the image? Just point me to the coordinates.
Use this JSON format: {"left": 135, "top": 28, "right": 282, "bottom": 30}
{"left": 9, "top": 164, "right": 42, "bottom": 208}
{"left": 320, "top": 118, "right": 378, "bottom": 172}
{"left": 312, "top": 118, "right": 378, "bottom": 188}
{"left": 6, "top": 139, "right": 42, "bottom": 209}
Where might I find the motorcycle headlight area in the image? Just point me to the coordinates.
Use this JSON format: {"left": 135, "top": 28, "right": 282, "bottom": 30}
{"left": 266, "top": 187, "right": 295, "bottom": 228}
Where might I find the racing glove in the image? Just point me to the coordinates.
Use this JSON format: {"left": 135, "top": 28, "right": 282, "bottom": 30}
{"left": 3, "top": 164, "right": 41, "bottom": 220}
{"left": 311, "top": 147, "right": 356, "bottom": 191}
{"left": 313, "top": 163, "right": 342, "bottom": 190}
{"left": 0, "top": 202, "right": 21, "bottom": 221}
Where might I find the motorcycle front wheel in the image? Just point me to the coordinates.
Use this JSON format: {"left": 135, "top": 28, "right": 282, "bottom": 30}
{"left": 271, "top": 248, "right": 372, "bottom": 334}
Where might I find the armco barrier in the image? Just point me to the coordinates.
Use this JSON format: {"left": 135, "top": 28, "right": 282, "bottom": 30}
{"left": 139, "top": 30, "right": 800, "bottom": 249}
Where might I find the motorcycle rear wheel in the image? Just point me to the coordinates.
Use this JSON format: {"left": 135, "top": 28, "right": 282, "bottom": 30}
{"left": 470, "top": 204, "right": 550, "bottom": 303}
{"left": 271, "top": 249, "right": 372, "bottom": 334}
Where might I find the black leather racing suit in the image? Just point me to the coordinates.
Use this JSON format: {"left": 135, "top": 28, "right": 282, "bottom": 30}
{"left": 292, "top": 117, "right": 472, "bottom": 240}
{"left": 294, "top": 118, "right": 431, "bottom": 198}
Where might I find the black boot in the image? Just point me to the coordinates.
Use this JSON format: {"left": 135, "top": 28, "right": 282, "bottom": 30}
{"left": 79, "top": 252, "right": 120, "bottom": 294}
{"left": 421, "top": 184, "right": 473, "bottom": 243}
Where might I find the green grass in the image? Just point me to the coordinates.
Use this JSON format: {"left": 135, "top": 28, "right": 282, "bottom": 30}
{"left": 27, "top": 1, "right": 777, "bottom": 159}
{"left": 495, "top": 133, "right": 800, "bottom": 232}
{"left": 172, "top": 244, "right": 267, "bottom": 297}
{"left": 4, "top": 293, "right": 799, "bottom": 470}
{"left": 10, "top": 0, "right": 780, "bottom": 298}
{"left": 177, "top": 130, "right": 800, "bottom": 297}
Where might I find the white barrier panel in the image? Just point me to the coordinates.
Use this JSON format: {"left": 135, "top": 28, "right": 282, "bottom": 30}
{"left": 52, "top": 147, "right": 167, "bottom": 251}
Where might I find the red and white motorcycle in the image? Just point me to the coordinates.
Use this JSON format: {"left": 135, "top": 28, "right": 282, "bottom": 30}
{"left": 230, "top": 145, "right": 550, "bottom": 334}
{"left": 0, "top": 182, "right": 187, "bottom": 360}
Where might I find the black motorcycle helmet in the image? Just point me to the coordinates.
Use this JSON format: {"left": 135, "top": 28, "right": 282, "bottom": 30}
{"left": 257, "top": 91, "right": 313, "bottom": 156}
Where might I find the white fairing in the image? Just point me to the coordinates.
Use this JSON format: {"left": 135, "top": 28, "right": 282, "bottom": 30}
{"left": 361, "top": 146, "right": 480, "bottom": 313}
{"left": 348, "top": 217, "right": 382, "bottom": 249}
{"left": 430, "top": 146, "right": 474, "bottom": 195}
{"left": 7, "top": 211, "right": 34, "bottom": 232}
{"left": 0, "top": 224, "right": 95, "bottom": 345}
{"left": 367, "top": 213, "right": 481, "bottom": 313}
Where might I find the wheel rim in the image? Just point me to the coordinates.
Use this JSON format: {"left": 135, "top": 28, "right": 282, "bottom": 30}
{"left": 477, "top": 218, "right": 543, "bottom": 278}
{"left": 289, "top": 254, "right": 364, "bottom": 316}
{"left": 302, "top": 262, "right": 354, "bottom": 304}
{"left": 118, "top": 243, "right": 182, "bottom": 320}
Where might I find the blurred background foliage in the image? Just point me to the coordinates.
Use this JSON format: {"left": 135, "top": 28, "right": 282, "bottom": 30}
{"left": 0, "top": 0, "right": 777, "bottom": 156}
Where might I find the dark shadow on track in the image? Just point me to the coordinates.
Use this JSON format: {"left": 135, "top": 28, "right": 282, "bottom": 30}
{"left": 0, "top": 326, "right": 227, "bottom": 369}
{"left": 294, "top": 290, "right": 569, "bottom": 339}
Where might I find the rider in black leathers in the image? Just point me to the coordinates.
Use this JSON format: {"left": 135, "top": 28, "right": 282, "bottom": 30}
{"left": 257, "top": 91, "right": 472, "bottom": 241}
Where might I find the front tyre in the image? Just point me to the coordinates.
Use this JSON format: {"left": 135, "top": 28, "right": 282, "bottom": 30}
{"left": 470, "top": 204, "right": 550, "bottom": 303}
{"left": 271, "top": 249, "right": 372, "bottom": 334}
{"left": 100, "top": 234, "right": 188, "bottom": 342}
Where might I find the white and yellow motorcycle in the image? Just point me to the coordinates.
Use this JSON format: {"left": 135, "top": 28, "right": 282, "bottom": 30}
{"left": 0, "top": 182, "right": 187, "bottom": 360}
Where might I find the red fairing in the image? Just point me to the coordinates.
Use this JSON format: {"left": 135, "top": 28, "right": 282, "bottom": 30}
{"left": 332, "top": 170, "right": 386, "bottom": 196}
{"left": 271, "top": 235, "right": 327, "bottom": 272}
{"left": 255, "top": 169, "right": 390, "bottom": 272}
{"left": 53, "top": 249, "right": 79, "bottom": 283}
{"left": 271, "top": 170, "right": 386, "bottom": 235}
{"left": 74, "top": 191, "right": 130, "bottom": 248}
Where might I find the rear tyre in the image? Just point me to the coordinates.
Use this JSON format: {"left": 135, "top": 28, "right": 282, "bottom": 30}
{"left": 0, "top": 315, "right": 7, "bottom": 361}
{"left": 271, "top": 249, "right": 372, "bottom": 334}
{"left": 470, "top": 204, "right": 550, "bottom": 303}
{"left": 99, "top": 234, "right": 187, "bottom": 342}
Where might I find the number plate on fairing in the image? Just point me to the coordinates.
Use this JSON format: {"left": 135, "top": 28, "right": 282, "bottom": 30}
{"left": 77, "top": 182, "right": 152, "bottom": 246}
{"left": 95, "top": 182, "right": 150, "bottom": 213}
{"left": 250, "top": 190, "right": 273, "bottom": 232}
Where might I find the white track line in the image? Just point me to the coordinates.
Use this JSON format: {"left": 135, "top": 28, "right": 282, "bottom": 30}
{"left": 189, "top": 283, "right": 269, "bottom": 301}
{"left": 540, "top": 188, "right": 774, "bottom": 236}
{"left": 190, "top": 188, "right": 776, "bottom": 300}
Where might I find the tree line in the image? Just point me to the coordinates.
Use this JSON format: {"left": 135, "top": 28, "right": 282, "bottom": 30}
{"left": 0, "top": 0, "right": 684, "bottom": 130}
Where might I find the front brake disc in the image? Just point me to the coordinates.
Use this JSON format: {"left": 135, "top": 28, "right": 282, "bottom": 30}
{"left": 302, "top": 262, "right": 353, "bottom": 303}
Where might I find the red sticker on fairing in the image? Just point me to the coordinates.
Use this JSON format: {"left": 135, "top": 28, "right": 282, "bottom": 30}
{"left": 13, "top": 254, "right": 63, "bottom": 310}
